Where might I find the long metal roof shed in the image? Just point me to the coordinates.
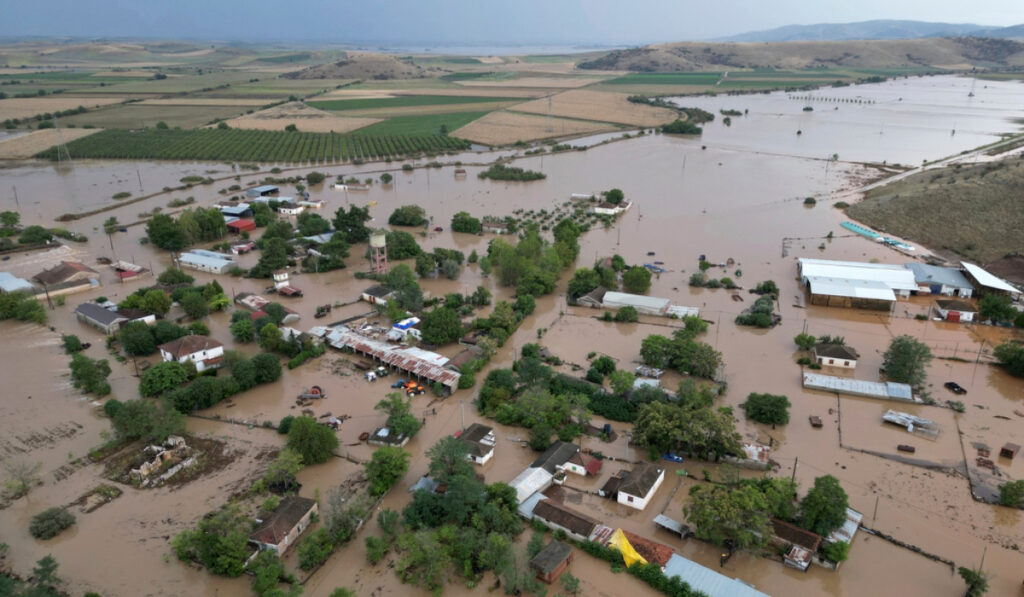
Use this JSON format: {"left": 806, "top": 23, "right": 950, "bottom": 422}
{"left": 802, "top": 372, "right": 914, "bottom": 401}
{"left": 798, "top": 258, "right": 917, "bottom": 292}
{"left": 602, "top": 291, "right": 671, "bottom": 315}
{"left": 904, "top": 263, "right": 973, "bottom": 290}
{"left": 663, "top": 554, "right": 770, "bottom": 597}
{"left": 325, "top": 327, "right": 461, "bottom": 390}
{"left": 806, "top": 277, "right": 896, "bottom": 301}
{"left": 961, "top": 262, "right": 1019, "bottom": 295}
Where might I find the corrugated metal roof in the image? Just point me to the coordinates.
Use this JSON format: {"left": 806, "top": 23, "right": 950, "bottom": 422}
{"left": 806, "top": 277, "right": 896, "bottom": 301}
{"left": 509, "top": 467, "right": 553, "bottom": 504}
{"left": 802, "top": 372, "right": 913, "bottom": 401}
{"left": 180, "top": 252, "right": 234, "bottom": 269}
{"left": 0, "top": 272, "right": 34, "bottom": 293}
{"left": 961, "top": 262, "right": 1019, "bottom": 294}
{"left": 517, "top": 489, "right": 546, "bottom": 519}
{"left": 603, "top": 291, "right": 670, "bottom": 312}
{"left": 667, "top": 305, "right": 700, "bottom": 318}
{"left": 799, "top": 258, "right": 917, "bottom": 291}
{"left": 904, "top": 263, "right": 973, "bottom": 289}
{"left": 663, "top": 554, "right": 770, "bottom": 597}
{"left": 325, "top": 327, "right": 461, "bottom": 389}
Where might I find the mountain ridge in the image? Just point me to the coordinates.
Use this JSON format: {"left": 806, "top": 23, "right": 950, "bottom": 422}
{"left": 716, "top": 19, "right": 1024, "bottom": 43}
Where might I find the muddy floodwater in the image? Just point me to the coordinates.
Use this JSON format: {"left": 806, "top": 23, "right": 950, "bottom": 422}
{"left": 1, "top": 74, "right": 1023, "bottom": 597}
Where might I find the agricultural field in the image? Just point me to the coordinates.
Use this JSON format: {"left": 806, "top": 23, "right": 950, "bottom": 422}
{"left": 453, "top": 110, "right": 619, "bottom": 145}
{"left": 0, "top": 128, "right": 99, "bottom": 159}
{"left": 307, "top": 94, "right": 524, "bottom": 111}
{"left": 138, "top": 98, "right": 270, "bottom": 107}
{"left": 454, "top": 75, "right": 606, "bottom": 88}
{"left": 510, "top": 89, "right": 678, "bottom": 126}
{"left": 193, "top": 77, "right": 355, "bottom": 98}
{"left": 0, "top": 95, "right": 130, "bottom": 122}
{"left": 58, "top": 103, "right": 251, "bottom": 129}
{"left": 221, "top": 101, "right": 380, "bottom": 133}
{"left": 353, "top": 111, "right": 489, "bottom": 136}
{"left": 75, "top": 70, "right": 256, "bottom": 94}
{"left": 35, "top": 127, "right": 471, "bottom": 162}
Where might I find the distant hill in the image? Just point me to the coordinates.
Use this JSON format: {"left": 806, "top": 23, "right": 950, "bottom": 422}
{"left": 577, "top": 37, "right": 1024, "bottom": 72}
{"left": 282, "top": 51, "right": 439, "bottom": 80}
{"left": 716, "top": 20, "right": 1000, "bottom": 42}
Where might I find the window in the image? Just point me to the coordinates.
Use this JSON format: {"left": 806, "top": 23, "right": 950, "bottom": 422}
{"left": 829, "top": 359, "right": 834, "bottom": 365}
{"left": 627, "top": 495, "right": 633, "bottom": 502}
{"left": 844, "top": 361, "right": 849, "bottom": 366}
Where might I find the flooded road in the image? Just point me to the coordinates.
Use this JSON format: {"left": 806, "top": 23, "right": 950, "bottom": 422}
{"left": 0, "top": 74, "right": 1022, "bottom": 596}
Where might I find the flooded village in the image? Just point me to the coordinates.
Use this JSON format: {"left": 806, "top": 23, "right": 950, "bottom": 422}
{"left": 1, "top": 33, "right": 1024, "bottom": 597}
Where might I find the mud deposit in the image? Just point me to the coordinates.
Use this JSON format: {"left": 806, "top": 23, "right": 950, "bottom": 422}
{"left": 0, "top": 74, "right": 1022, "bottom": 596}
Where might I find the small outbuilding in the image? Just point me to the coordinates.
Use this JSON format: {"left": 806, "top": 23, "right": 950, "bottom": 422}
{"left": 249, "top": 496, "right": 318, "bottom": 555}
{"left": 531, "top": 500, "right": 598, "bottom": 543}
{"left": 246, "top": 184, "right": 279, "bottom": 198}
{"left": 226, "top": 219, "right": 256, "bottom": 233}
{"left": 531, "top": 540, "right": 573, "bottom": 584}
{"left": 1000, "top": 443, "right": 1020, "bottom": 460}
{"left": 934, "top": 299, "right": 978, "bottom": 323}
{"left": 459, "top": 423, "right": 496, "bottom": 465}
{"left": 812, "top": 344, "right": 859, "bottom": 369}
{"left": 361, "top": 285, "right": 395, "bottom": 306}
{"left": 617, "top": 463, "right": 665, "bottom": 510}
{"left": 0, "top": 272, "right": 35, "bottom": 293}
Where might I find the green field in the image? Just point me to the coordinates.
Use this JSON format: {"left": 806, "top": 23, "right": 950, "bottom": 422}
{"left": 257, "top": 52, "right": 313, "bottom": 64}
{"left": 309, "top": 95, "right": 521, "bottom": 111}
{"left": 60, "top": 104, "right": 250, "bottom": 129}
{"left": 36, "top": 128, "right": 471, "bottom": 162}
{"left": 354, "top": 111, "right": 489, "bottom": 136}
{"left": 76, "top": 71, "right": 255, "bottom": 94}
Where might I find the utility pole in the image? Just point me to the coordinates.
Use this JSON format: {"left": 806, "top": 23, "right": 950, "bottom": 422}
{"left": 460, "top": 400, "right": 465, "bottom": 431}
{"left": 12, "top": 185, "right": 19, "bottom": 209}
{"left": 791, "top": 456, "right": 798, "bottom": 483}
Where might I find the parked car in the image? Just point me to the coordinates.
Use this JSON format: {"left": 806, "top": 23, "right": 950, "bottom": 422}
{"left": 662, "top": 453, "right": 684, "bottom": 463}
{"left": 944, "top": 382, "right": 967, "bottom": 395}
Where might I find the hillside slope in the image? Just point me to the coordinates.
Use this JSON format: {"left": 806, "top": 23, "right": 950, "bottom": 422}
{"left": 716, "top": 20, "right": 994, "bottom": 43}
{"left": 847, "top": 158, "right": 1024, "bottom": 263}
{"left": 282, "top": 51, "right": 438, "bottom": 80}
{"left": 578, "top": 37, "right": 1024, "bottom": 72}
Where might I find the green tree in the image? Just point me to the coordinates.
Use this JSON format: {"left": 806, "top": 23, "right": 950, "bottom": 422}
{"left": 157, "top": 268, "right": 194, "bottom": 285}
{"left": 958, "top": 567, "right": 989, "bottom": 597}
{"left": 110, "top": 399, "right": 185, "bottom": 442}
{"left": 263, "top": 448, "right": 303, "bottom": 492}
{"left": 248, "top": 550, "right": 287, "bottom": 595}
{"left": 297, "top": 212, "right": 331, "bottom": 236}
{"left": 251, "top": 237, "right": 290, "bottom": 277}
{"left": 451, "top": 211, "right": 481, "bottom": 234}
{"left": 146, "top": 214, "right": 187, "bottom": 252}
{"left": 287, "top": 415, "right": 339, "bottom": 464}
{"left": 61, "top": 334, "right": 84, "bottom": 354}
{"left": 180, "top": 292, "right": 209, "bottom": 320}
{"left": 0, "top": 210, "right": 20, "bottom": 228}
{"left": 420, "top": 307, "right": 462, "bottom": 345}
{"left": 18, "top": 225, "right": 52, "bottom": 244}
{"left": 142, "top": 289, "right": 172, "bottom": 315}
{"left": 375, "top": 393, "right": 421, "bottom": 439}
{"left": 994, "top": 342, "right": 1024, "bottom": 377}
{"left": 306, "top": 171, "right": 326, "bottom": 185}
{"left": 561, "top": 572, "right": 581, "bottom": 596}
{"left": 388, "top": 204, "right": 428, "bottom": 227}
{"left": 567, "top": 268, "right": 601, "bottom": 300}
{"left": 29, "top": 507, "right": 75, "bottom": 539}
{"left": 882, "top": 335, "right": 932, "bottom": 386}
{"left": 332, "top": 204, "right": 372, "bottom": 244}
{"left": 259, "top": 322, "right": 283, "bottom": 351}
{"left": 794, "top": 333, "right": 816, "bottom": 351}
{"left": 252, "top": 352, "right": 282, "bottom": 383}
{"left": 366, "top": 446, "right": 411, "bottom": 498}
{"left": 622, "top": 266, "right": 652, "bottom": 294}
{"left": 799, "top": 475, "right": 849, "bottom": 536}
{"left": 69, "top": 354, "right": 111, "bottom": 396}
{"left": 686, "top": 483, "right": 772, "bottom": 550}
{"left": 383, "top": 230, "right": 421, "bottom": 260}
{"left": 742, "top": 393, "right": 791, "bottom": 425}
{"left": 139, "top": 361, "right": 189, "bottom": 397}
{"left": 119, "top": 321, "right": 156, "bottom": 356}
{"left": 191, "top": 504, "right": 251, "bottom": 577}
{"left": 152, "top": 320, "right": 187, "bottom": 344}
{"left": 30, "top": 554, "right": 62, "bottom": 596}
{"left": 614, "top": 305, "right": 639, "bottom": 322}
{"left": 998, "top": 479, "right": 1024, "bottom": 507}
{"left": 230, "top": 317, "right": 255, "bottom": 343}
{"left": 602, "top": 188, "right": 625, "bottom": 205}
{"left": 979, "top": 293, "right": 1016, "bottom": 323}
{"left": 608, "top": 370, "right": 636, "bottom": 396}
{"left": 425, "top": 436, "right": 472, "bottom": 485}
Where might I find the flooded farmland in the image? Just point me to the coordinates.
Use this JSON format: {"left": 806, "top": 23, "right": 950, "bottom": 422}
{"left": 1, "top": 74, "right": 1023, "bottom": 596}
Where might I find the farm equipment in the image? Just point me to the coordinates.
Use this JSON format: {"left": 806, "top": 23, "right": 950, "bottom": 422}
{"left": 298, "top": 385, "right": 326, "bottom": 400}
{"left": 391, "top": 379, "right": 407, "bottom": 389}
{"left": 406, "top": 383, "right": 425, "bottom": 396}
{"left": 314, "top": 304, "right": 333, "bottom": 319}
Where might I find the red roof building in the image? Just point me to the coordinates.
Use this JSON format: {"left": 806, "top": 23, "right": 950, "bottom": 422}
{"left": 226, "top": 219, "right": 256, "bottom": 233}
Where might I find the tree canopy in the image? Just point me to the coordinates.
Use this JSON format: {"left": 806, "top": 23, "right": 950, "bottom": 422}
{"left": 882, "top": 335, "right": 932, "bottom": 387}
{"left": 286, "top": 415, "right": 339, "bottom": 465}
{"left": 799, "top": 475, "right": 849, "bottom": 536}
{"left": 388, "top": 205, "right": 428, "bottom": 227}
{"left": 742, "top": 393, "right": 791, "bottom": 425}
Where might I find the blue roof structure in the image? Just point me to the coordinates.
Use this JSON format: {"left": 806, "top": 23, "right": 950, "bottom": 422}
{"left": 904, "top": 263, "right": 973, "bottom": 290}
{"left": 663, "top": 554, "right": 770, "bottom": 597}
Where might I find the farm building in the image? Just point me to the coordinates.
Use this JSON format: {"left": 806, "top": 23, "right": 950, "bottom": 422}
{"left": 278, "top": 205, "right": 305, "bottom": 216}
{"left": 158, "top": 335, "right": 225, "bottom": 372}
{"left": 444, "top": 347, "right": 482, "bottom": 372}
{"left": 226, "top": 219, "right": 256, "bottom": 233}
{"left": 531, "top": 500, "right": 598, "bottom": 543}
{"left": 245, "top": 184, "right": 278, "bottom": 198}
{"left": 904, "top": 263, "right": 973, "bottom": 297}
{"left": 75, "top": 302, "right": 129, "bottom": 334}
{"left": 361, "top": 285, "right": 395, "bottom": 306}
{"left": 179, "top": 251, "right": 234, "bottom": 274}
{"left": 116, "top": 308, "right": 156, "bottom": 326}
{"left": 32, "top": 261, "right": 99, "bottom": 297}
{"left": 458, "top": 423, "right": 496, "bottom": 465}
{"left": 798, "top": 258, "right": 917, "bottom": 310}
{"left": 663, "top": 554, "right": 770, "bottom": 597}
{"left": 602, "top": 291, "right": 671, "bottom": 316}
{"left": 803, "top": 372, "right": 914, "bottom": 402}
{"left": 617, "top": 463, "right": 664, "bottom": 510}
{"left": 531, "top": 541, "right": 574, "bottom": 585}
{"left": 563, "top": 452, "right": 602, "bottom": 476}
{"left": 248, "top": 496, "right": 317, "bottom": 555}
{"left": 574, "top": 286, "right": 608, "bottom": 308}
{"left": 960, "top": 262, "right": 1020, "bottom": 299}
{"left": 216, "top": 202, "right": 253, "bottom": 218}
{"left": 325, "top": 327, "right": 461, "bottom": 392}
{"left": 531, "top": 441, "right": 580, "bottom": 474}
{"left": 0, "top": 272, "right": 35, "bottom": 293}
{"left": 935, "top": 299, "right": 978, "bottom": 323}
{"left": 591, "top": 201, "right": 632, "bottom": 216}
{"left": 481, "top": 216, "right": 509, "bottom": 234}
{"left": 771, "top": 519, "right": 822, "bottom": 571}
{"left": 112, "top": 261, "right": 149, "bottom": 282}
{"left": 812, "top": 344, "right": 859, "bottom": 369}
{"left": 510, "top": 467, "right": 554, "bottom": 504}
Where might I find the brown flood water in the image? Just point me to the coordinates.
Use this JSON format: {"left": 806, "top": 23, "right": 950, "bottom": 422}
{"left": 1, "top": 74, "right": 1023, "bottom": 596}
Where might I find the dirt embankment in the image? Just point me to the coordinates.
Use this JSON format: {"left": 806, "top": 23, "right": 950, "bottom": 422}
{"left": 847, "top": 157, "right": 1024, "bottom": 263}
{"left": 577, "top": 37, "right": 1024, "bottom": 71}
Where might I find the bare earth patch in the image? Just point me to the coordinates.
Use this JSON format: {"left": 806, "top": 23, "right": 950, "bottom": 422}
{"left": 220, "top": 101, "right": 380, "bottom": 133}
{"left": 139, "top": 98, "right": 269, "bottom": 106}
{"left": 0, "top": 96, "right": 128, "bottom": 121}
{"left": 0, "top": 128, "right": 100, "bottom": 159}
{"left": 510, "top": 89, "right": 678, "bottom": 126}
{"left": 453, "top": 110, "right": 617, "bottom": 145}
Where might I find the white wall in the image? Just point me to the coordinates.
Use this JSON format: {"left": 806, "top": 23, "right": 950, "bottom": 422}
{"left": 617, "top": 470, "right": 664, "bottom": 511}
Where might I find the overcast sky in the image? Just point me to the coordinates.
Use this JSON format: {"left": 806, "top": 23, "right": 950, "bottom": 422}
{"left": 2, "top": 0, "right": 1023, "bottom": 46}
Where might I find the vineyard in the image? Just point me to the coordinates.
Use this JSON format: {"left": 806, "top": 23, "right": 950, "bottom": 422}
{"left": 35, "top": 128, "right": 471, "bottom": 162}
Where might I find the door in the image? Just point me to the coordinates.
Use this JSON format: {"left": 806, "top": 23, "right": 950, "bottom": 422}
{"left": 947, "top": 311, "right": 960, "bottom": 323}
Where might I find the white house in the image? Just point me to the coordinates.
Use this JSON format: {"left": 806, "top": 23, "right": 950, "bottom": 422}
{"left": 561, "top": 452, "right": 602, "bottom": 476}
{"left": 458, "top": 423, "right": 496, "bottom": 465}
{"left": 158, "top": 335, "right": 225, "bottom": 372}
{"left": 179, "top": 251, "right": 234, "bottom": 274}
{"left": 591, "top": 201, "right": 632, "bottom": 216}
{"left": 935, "top": 299, "right": 977, "bottom": 323}
{"left": 617, "top": 463, "right": 664, "bottom": 511}
{"left": 279, "top": 205, "right": 305, "bottom": 216}
{"left": 812, "top": 344, "right": 859, "bottom": 369}
{"left": 361, "top": 285, "right": 395, "bottom": 306}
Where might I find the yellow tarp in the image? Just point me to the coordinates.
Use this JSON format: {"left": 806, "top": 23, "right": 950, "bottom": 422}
{"left": 607, "top": 528, "right": 648, "bottom": 568}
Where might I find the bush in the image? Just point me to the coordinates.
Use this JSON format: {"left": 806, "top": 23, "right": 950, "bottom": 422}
{"left": 742, "top": 393, "right": 791, "bottom": 425}
{"left": 365, "top": 535, "right": 388, "bottom": 564}
{"left": 661, "top": 119, "right": 702, "bottom": 134}
{"left": 999, "top": 479, "right": 1024, "bottom": 508}
{"left": 287, "top": 416, "right": 339, "bottom": 464}
{"left": 388, "top": 204, "right": 428, "bottom": 227}
{"left": 298, "top": 527, "right": 334, "bottom": 570}
{"left": 61, "top": 334, "right": 84, "bottom": 354}
{"left": 823, "top": 540, "right": 850, "bottom": 563}
{"left": 754, "top": 280, "right": 779, "bottom": 295}
{"left": 29, "top": 507, "right": 76, "bottom": 539}
{"left": 615, "top": 306, "right": 639, "bottom": 322}
{"left": 278, "top": 415, "right": 295, "bottom": 434}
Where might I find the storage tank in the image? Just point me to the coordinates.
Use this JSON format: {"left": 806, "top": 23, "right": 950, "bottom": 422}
{"left": 369, "top": 230, "right": 387, "bottom": 248}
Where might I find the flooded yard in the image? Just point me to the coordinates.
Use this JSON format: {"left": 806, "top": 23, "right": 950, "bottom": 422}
{"left": 0, "top": 74, "right": 1022, "bottom": 596}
